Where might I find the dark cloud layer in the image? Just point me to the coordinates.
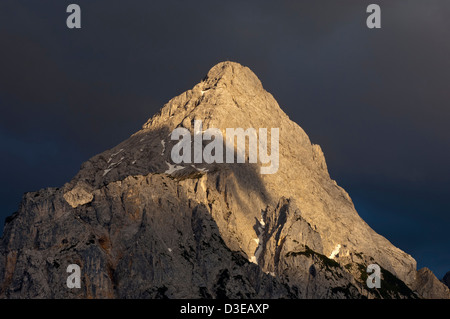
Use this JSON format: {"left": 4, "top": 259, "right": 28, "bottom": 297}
{"left": 0, "top": 0, "right": 449, "bottom": 278}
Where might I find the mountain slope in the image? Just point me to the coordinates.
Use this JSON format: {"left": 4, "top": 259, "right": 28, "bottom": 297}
{"left": 1, "top": 61, "right": 448, "bottom": 298}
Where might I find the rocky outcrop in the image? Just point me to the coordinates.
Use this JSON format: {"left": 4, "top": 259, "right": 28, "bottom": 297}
{"left": 0, "top": 61, "right": 448, "bottom": 298}
{"left": 63, "top": 182, "right": 94, "bottom": 208}
{"left": 412, "top": 268, "right": 450, "bottom": 299}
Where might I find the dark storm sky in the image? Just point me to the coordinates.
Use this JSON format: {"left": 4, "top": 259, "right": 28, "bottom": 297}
{"left": 0, "top": 0, "right": 449, "bottom": 278}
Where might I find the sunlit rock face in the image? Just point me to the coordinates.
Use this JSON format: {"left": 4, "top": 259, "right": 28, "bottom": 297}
{"left": 1, "top": 62, "right": 448, "bottom": 299}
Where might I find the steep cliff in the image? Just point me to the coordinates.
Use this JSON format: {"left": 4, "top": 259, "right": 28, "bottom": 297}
{"left": 1, "top": 62, "right": 448, "bottom": 299}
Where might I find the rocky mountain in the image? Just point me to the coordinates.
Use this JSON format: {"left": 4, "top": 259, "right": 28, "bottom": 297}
{"left": 1, "top": 61, "right": 448, "bottom": 299}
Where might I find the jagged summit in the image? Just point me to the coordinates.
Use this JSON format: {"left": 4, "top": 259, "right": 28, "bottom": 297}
{"left": 1, "top": 62, "right": 449, "bottom": 299}
{"left": 142, "top": 60, "right": 280, "bottom": 131}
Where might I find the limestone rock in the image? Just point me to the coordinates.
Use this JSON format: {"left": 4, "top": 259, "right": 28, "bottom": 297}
{"left": 443, "top": 272, "right": 450, "bottom": 289}
{"left": 0, "top": 61, "right": 447, "bottom": 299}
{"left": 412, "top": 268, "right": 450, "bottom": 299}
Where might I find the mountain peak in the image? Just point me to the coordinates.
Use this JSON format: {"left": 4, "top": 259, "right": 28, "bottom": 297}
{"left": 202, "top": 61, "right": 263, "bottom": 92}
{"left": 1, "top": 62, "right": 449, "bottom": 299}
{"left": 205, "top": 60, "right": 240, "bottom": 77}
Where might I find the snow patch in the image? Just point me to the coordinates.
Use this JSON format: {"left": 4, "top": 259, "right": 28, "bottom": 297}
{"left": 251, "top": 213, "right": 266, "bottom": 265}
{"left": 329, "top": 244, "right": 341, "bottom": 259}
{"left": 104, "top": 155, "right": 125, "bottom": 176}
{"left": 254, "top": 242, "right": 263, "bottom": 264}
{"left": 191, "top": 164, "right": 209, "bottom": 173}
{"left": 107, "top": 148, "right": 124, "bottom": 163}
{"left": 103, "top": 168, "right": 112, "bottom": 176}
{"left": 111, "top": 149, "right": 124, "bottom": 157}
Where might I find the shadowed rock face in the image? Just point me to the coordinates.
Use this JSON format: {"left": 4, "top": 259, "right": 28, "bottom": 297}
{"left": 0, "top": 61, "right": 448, "bottom": 299}
{"left": 411, "top": 268, "right": 450, "bottom": 299}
